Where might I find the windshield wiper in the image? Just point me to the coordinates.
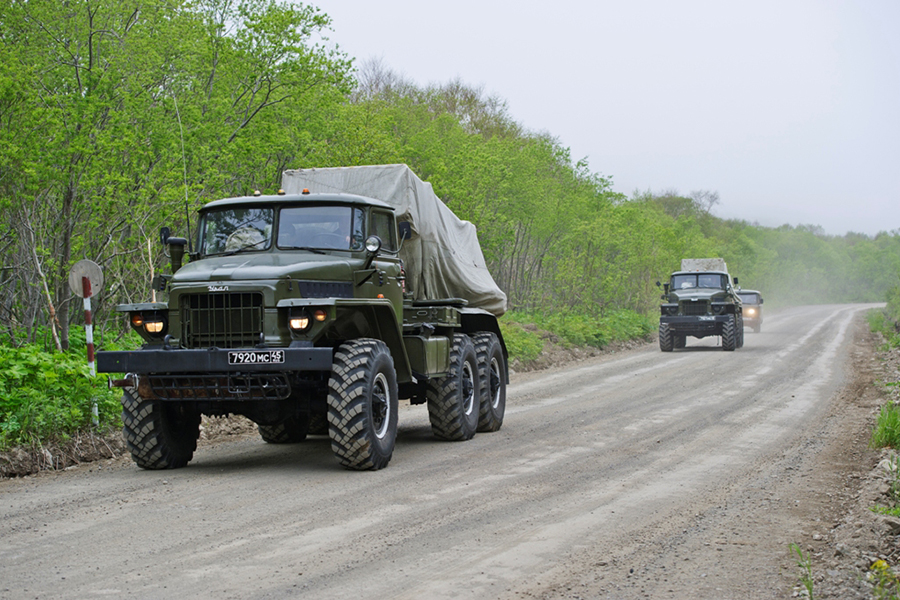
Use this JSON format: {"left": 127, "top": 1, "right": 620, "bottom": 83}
{"left": 281, "top": 245, "right": 326, "bottom": 255}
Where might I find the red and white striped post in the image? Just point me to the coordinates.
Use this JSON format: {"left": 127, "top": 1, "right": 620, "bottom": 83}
{"left": 82, "top": 276, "right": 98, "bottom": 425}
{"left": 68, "top": 260, "right": 104, "bottom": 429}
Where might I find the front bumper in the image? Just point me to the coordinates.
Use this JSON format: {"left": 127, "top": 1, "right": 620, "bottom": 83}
{"left": 97, "top": 346, "right": 334, "bottom": 402}
{"left": 660, "top": 315, "right": 731, "bottom": 334}
{"left": 97, "top": 346, "right": 333, "bottom": 374}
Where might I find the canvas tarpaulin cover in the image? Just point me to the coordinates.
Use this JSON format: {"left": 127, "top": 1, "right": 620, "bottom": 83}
{"left": 281, "top": 164, "right": 507, "bottom": 316}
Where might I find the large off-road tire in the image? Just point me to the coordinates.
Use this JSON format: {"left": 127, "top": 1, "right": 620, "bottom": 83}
{"left": 736, "top": 314, "right": 745, "bottom": 348}
{"left": 674, "top": 334, "right": 686, "bottom": 349}
{"left": 721, "top": 315, "right": 737, "bottom": 351}
{"left": 257, "top": 414, "right": 309, "bottom": 444}
{"left": 472, "top": 332, "right": 506, "bottom": 433}
{"left": 308, "top": 411, "right": 328, "bottom": 435}
{"left": 327, "top": 339, "right": 398, "bottom": 470}
{"left": 659, "top": 323, "right": 674, "bottom": 352}
{"left": 121, "top": 387, "right": 201, "bottom": 470}
{"left": 427, "top": 334, "right": 479, "bottom": 441}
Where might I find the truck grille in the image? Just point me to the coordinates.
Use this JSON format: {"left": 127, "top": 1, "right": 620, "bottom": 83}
{"left": 180, "top": 292, "right": 264, "bottom": 349}
{"left": 682, "top": 301, "right": 709, "bottom": 316}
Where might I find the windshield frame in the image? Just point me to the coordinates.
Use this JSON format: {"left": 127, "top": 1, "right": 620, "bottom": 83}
{"left": 276, "top": 205, "right": 366, "bottom": 252}
{"left": 671, "top": 273, "right": 728, "bottom": 290}
{"left": 199, "top": 206, "right": 274, "bottom": 257}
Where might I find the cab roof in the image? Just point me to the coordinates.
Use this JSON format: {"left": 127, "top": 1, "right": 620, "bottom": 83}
{"left": 201, "top": 192, "right": 394, "bottom": 212}
{"left": 671, "top": 270, "right": 730, "bottom": 277}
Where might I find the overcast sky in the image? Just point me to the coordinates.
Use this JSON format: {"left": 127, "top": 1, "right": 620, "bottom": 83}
{"left": 309, "top": 0, "right": 899, "bottom": 237}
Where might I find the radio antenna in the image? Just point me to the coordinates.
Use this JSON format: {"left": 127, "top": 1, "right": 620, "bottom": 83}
{"left": 173, "top": 93, "right": 193, "bottom": 253}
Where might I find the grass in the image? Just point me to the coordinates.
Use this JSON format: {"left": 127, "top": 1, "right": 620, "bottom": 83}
{"left": 790, "top": 543, "right": 815, "bottom": 600}
{"left": 872, "top": 403, "right": 900, "bottom": 449}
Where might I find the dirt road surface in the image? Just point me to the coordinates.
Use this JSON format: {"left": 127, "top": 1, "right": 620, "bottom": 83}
{"left": 0, "top": 304, "right": 886, "bottom": 599}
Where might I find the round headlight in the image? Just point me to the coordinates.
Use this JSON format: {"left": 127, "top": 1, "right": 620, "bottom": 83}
{"left": 365, "top": 235, "right": 382, "bottom": 253}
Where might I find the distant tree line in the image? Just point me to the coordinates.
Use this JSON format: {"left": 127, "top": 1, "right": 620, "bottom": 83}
{"left": 1, "top": 0, "right": 898, "bottom": 350}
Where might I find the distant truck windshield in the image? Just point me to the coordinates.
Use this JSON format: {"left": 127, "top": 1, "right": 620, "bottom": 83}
{"left": 738, "top": 292, "right": 761, "bottom": 304}
{"left": 672, "top": 273, "right": 728, "bottom": 289}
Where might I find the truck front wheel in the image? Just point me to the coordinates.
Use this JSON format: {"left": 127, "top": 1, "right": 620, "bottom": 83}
{"left": 121, "top": 387, "right": 201, "bottom": 469}
{"left": 427, "top": 334, "right": 479, "bottom": 441}
{"left": 721, "top": 315, "right": 737, "bottom": 351}
{"left": 473, "top": 332, "right": 506, "bottom": 432}
{"left": 659, "top": 323, "right": 674, "bottom": 352}
{"left": 327, "top": 339, "right": 398, "bottom": 470}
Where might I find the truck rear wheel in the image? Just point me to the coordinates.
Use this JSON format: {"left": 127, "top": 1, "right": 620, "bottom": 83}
{"left": 257, "top": 415, "right": 309, "bottom": 444}
{"left": 736, "top": 315, "right": 745, "bottom": 348}
{"left": 121, "top": 387, "right": 201, "bottom": 469}
{"left": 427, "top": 334, "right": 479, "bottom": 441}
{"left": 659, "top": 323, "right": 674, "bottom": 352}
{"left": 473, "top": 332, "right": 506, "bottom": 432}
{"left": 327, "top": 339, "right": 398, "bottom": 470}
{"left": 722, "top": 315, "right": 737, "bottom": 351}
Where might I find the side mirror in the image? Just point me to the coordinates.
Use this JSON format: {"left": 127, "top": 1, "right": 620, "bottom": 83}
{"left": 733, "top": 276, "right": 739, "bottom": 286}
{"left": 398, "top": 221, "right": 412, "bottom": 241}
{"left": 663, "top": 283, "right": 670, "bottom": 295}
{"left": 160, "top": 226, "right": 171, "bottom": 246}
{"left": 759, "top": 298, "right": 764, "bottom": 304}
{"left": 655, "top": 280, "right": 661, "bottom": 288}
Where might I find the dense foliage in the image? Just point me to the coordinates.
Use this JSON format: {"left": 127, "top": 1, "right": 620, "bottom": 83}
{"left": 1, "top": 0, "right": 899, "bottom": 449}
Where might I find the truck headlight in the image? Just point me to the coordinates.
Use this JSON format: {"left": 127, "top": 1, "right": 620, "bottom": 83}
{"left": 289, "top": 311, "right": 311, "bottom": 331}
{"left": 130, "top": 311, "right": 168, "bottom": 338}
{"left": 144, "top": 319, "right": 165, "bottom": 334}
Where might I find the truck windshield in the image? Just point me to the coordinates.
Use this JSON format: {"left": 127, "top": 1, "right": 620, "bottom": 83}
{"left": 738, "top": 293, "right": 759, "bottom": 304}
{"left": 201, "top": 207, "right": 273, "bottom": 256}
{"left": 278, "top": 206, "right": 365, "bottom": 251}
{"left": 672, "top": 274, "right": 726, "bottom": 289}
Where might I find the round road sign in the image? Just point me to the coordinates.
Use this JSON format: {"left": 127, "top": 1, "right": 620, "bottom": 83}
{"left": 68, "top": 260, "right": 104, "bottom": 298}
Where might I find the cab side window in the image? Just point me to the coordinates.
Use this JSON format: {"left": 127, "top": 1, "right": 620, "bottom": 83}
{"left": 370, "top": 210, "right": 397, "bottom": 251}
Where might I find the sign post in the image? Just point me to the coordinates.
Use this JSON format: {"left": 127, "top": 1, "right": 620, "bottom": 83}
{"left": 68, "top": 260, "right": 104, "bottom": 427}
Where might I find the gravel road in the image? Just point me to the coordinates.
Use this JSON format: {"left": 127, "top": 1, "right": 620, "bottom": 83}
{"left": 0, "top": 303, "right": 884, "bottom": 599}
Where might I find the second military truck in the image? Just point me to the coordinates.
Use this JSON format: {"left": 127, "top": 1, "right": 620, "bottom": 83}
{"left": 657, "top": 258, "right": 744, "bottom": 351}
{"left": 98, "top": 165, "right": 508, "bottom": 471}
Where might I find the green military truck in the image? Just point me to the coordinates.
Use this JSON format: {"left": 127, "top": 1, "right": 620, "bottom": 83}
{"left": 98, "top": 165, "right": 508, "bottom": 471}
{"left": 656, "top": 258, "right": 744, "bottom": 352}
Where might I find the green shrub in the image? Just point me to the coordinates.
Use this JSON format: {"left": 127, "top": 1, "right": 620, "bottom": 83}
{"left": 498, "top": 319, "right": 544, "bottom": 362}
{"left": 0, "top": 339, "right": 122, "bottom": 451}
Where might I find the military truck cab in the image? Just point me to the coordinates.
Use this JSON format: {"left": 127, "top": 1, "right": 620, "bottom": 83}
{"left": 99, "top": 187, "right": 508, "bottom": 472}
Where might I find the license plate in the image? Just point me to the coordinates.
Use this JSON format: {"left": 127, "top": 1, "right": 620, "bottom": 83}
{"left": 699, "top": 316, "right": 715, "bottom": 321}
{"left": 228, "top": 350, "right": 285, "bottom": 365}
